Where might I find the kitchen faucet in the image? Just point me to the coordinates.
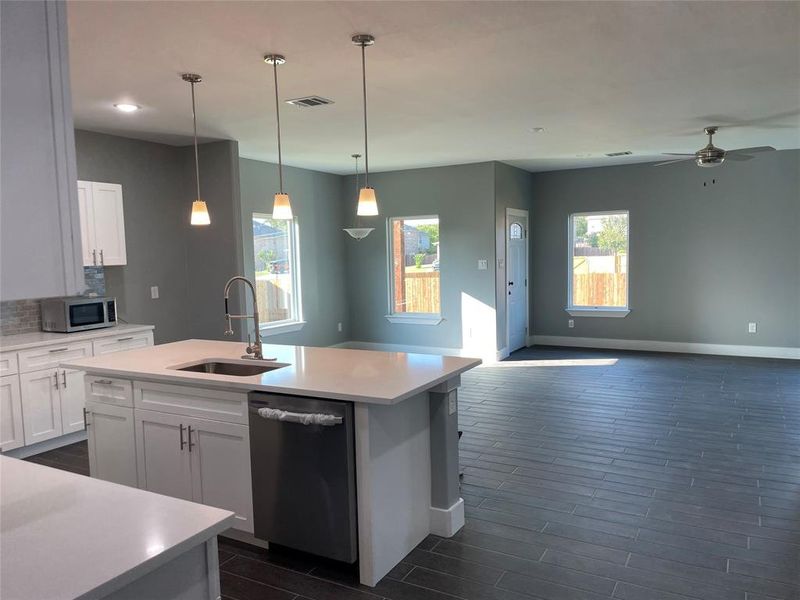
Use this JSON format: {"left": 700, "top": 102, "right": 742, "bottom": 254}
{"left": 223, "top": 276, "right": 263, "bottom": 360}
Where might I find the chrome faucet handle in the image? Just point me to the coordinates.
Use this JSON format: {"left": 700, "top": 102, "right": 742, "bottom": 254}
{"left": 224, "top": 328, "right": 234, "bottom": 337}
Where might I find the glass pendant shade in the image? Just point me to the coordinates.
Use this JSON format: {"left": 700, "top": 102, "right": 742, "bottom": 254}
{"left": 344, "top": 227, "right": 375, "bottom": 240}
{"left": 272, "top": 193, "right": 293, "bottom": 220}
{"left": 357, "top": 187, "right": 378, "bottom": 216}
{"left": 190, "top": 200, "right": 211, "bottom": 225}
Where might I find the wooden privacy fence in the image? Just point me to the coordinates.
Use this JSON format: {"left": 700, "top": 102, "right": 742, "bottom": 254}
{"left": 573, "top": 273, "right": 627, "bottom": 307}
{"left": 256, "top": 277, "right": 291, "bottom": 322}
{"left": 401, "top": 271, "right": 441, "bottom": 314}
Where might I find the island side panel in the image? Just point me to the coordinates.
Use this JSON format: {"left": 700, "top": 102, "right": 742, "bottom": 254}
{"left": 355, "top": 393, "right": 431, "bottom": 587}
{"left": 428, "top": 376, "right": 465, "bottom": 536}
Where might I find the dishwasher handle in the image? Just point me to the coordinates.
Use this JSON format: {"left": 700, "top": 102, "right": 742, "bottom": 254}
{"left": 255, "top": 406, "right": 343, "bottom": 426}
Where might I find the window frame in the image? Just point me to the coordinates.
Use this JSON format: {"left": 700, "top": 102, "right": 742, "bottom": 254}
{"left": 385, "top": 214, "right": 443, "bottom": 325}
{"left": 566, "top": 209, "right": 630, "bottom": 318}
{"left": 252, "top": 212, "right": 305, "bottom": 335}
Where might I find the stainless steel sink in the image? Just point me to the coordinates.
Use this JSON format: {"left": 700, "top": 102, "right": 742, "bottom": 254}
{"left": 175, "top": 361, "right": 285, "bottom": 377}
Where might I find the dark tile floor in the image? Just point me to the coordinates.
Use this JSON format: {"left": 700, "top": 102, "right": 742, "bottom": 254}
{"left": 26, "top": 347, "right": 800, "bottom": 600}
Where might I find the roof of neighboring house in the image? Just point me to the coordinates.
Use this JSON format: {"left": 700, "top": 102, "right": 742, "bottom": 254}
{"left": 253, "top": 221, "right": 284, "bottom": 237}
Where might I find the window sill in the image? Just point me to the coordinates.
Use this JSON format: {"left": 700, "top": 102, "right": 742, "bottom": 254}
{"left": 385, "top": 314, "right": 443, "bottom": 326}
{"left": 566, "top": 308, "right": 630, "bottom": 318}
{"left": 259, "top": 321, "right": 306, "bottom": 336}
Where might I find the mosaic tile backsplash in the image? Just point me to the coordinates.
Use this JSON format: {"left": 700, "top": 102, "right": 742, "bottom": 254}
{"left": 0, "top": 267, "right": 107, "bottom": 336}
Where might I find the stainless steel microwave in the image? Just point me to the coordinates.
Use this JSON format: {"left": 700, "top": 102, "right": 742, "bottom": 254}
{"left": 41, "top": 296, "right": 117, "bottom": 333}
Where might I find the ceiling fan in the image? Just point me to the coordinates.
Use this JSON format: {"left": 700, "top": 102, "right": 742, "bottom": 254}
{"left": 654, "top": 126, "right": 776, "bottom": 168}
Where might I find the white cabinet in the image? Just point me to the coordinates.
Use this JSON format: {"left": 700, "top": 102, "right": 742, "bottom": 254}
{"left": 59, "top": 368, "right": 87, "bottom": 434}
{"left": 134, "top": 406, "right": 253, "bottom": 532}
{"left": 190, "top": 417, "right": 253, "bottom": 533}
{"left": 86, "top": 400, "right": 137, "bottom": 487}
{"left": 17, "top": 341, "right": 92, "bottom": 373}
{"left": 135, "top": 409, "right": 194, "bottom": 501}
{"left": 92, "top": 331, "right": 153, "bottom": 356}
{"left": 0, "top": 375, "right": 24, "bottom": 451}
{"left": 19, "top": 369, "right": 62, "bottom": 444}
{"left": 77, "top": 180, "right": 127, "bottom": 266}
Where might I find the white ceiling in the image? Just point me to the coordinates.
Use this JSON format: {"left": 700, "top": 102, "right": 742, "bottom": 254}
{"left": 67, "top": 1, "right": 800, "bottom": 175}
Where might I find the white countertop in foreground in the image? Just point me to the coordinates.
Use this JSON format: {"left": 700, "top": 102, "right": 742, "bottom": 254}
{"left": 0, "top": 323, "right": 154, "bottom": 352}
{"left": 61, "top": 339, "right": 481, "bottom": 404}
{"left": 0, "top": 456, "right": 234, "bottom": 600}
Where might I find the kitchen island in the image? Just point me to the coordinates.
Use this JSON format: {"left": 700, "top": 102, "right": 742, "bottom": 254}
{"left": 62, "top": 339, "right": 481, "bottom": 586}
{"left": 0, "top": 456, "right": 233, "bottom": 599}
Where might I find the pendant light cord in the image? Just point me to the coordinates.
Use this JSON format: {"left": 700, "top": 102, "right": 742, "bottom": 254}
{"left": 361, "top": 43, "right": 369, "bottom": 187}
{"left": 273, "top": 61, "right": 284, "bottom": 194}
{"left": 190, "top": 81, "right": 201, "bottom": 200}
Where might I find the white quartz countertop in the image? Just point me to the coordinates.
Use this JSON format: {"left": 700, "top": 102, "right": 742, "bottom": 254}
{"left": 61, "top": 339, "right": 481, "bottom": 404}
{"left": 0, "top": 456, "right": 234, "bottom": 600}
{"left": 0, "top": 323, "right": 154, "bottom": 352}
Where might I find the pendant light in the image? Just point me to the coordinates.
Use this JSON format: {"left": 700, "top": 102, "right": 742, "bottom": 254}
{"left": 352, "top": 34, "right": 378, "bottom": 216}
{"left": 264, "top": 54, "right": 292, "bottom": 220}
{"left": 344, "top": 153, "right": 374, "bottom": 240}
{"left": 182, "top": 73, "right": 210, "bottom": 226}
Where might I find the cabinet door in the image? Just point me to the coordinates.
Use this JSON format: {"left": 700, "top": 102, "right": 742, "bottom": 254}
{"left": 77, "top": 180, "right": 95, "bottom": 266}
{"left": 0, "top": 375, "right": 24, "bottom": 451}
{"left": 135, "top": 409, "right": 192, "bottom": 501}
{"left": 188, "top": 416, "right": 253, "bottom": 533}
{"left": 90, "top": 182, "right": 126, "bottom": 266}
{"left": 86, "top": 400, "right": 137, "bottom": 487}
{"left": 59, "top": 368, "right": 86, "bottom": 434}
{"left": 19, "top": 369, "right": 62, "bottom": 444}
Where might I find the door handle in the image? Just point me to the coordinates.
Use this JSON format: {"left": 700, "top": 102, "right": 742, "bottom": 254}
{"left": 54, "top": 372, "right": 60, "bottom": 389}
{"left": 179, "top": 424, "right": 186, "bottom": 450}
{"left": 92, "top": 249, "right": 97, "bottom": 266}
{"left": 62, "top": 370, "right": 67, "bottom": 389}
{"left": 83, "top": 408, "right": 90, "bottom": 429}
{"left": 187, "top": 426, "right": 195, "bottom": 452}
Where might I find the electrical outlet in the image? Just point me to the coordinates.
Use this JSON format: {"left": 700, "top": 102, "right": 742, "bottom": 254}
{"left": 337, "top": 322, "right": 343, "bottom": 332}
{"left": 448, "top": 395, "right": 457, "bottom": 415}
{"left": 568, "top": 319, "right": 575, "bottom": 328}
{"left": 477, "top": 259, "right": 488, "bottom": 270}
{"left": 748, "top": 322, "right": 757, "bottom": 334}
{"left": 150, "top": 286, "right": 159, "bottom": 299}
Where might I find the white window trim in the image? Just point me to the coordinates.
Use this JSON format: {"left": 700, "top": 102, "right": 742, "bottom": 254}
{"left": 253, "top": 212, "right": 304, "bottom": 329}
{"left": 566, "top": 210, "right": 630, "bottom": 317}
{"left": 386, "top": 215, "right": 442, "bottom": 324}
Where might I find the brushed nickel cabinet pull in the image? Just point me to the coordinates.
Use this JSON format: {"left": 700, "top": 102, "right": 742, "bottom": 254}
{"left": 92, "top": 249, "right": 97, "bottom": 266}
{"left": 179, "top": 424, "right": 186, "bottom": 450}
{"left": 54, "top": 372, "right": 59, "bottom": 390}
{"left": 83, "top": 408, "right": 90, "bottom": 429}
{"left": 62, "top": 370, "right": 67, "bottom": 388}
{"left": 48, "top": 347, "right": 69, "bottom": 353}
{"left": 100, "top": 249, "right": 104, "bottom": 266}
{"left": 95, "top": 379, "right": 114, "bottom": 385}
{"left": 116, "top": 336, "right": 134, "bottom": 342}
{"left": 187, "top": 426, "right": 195, "bottom": 452}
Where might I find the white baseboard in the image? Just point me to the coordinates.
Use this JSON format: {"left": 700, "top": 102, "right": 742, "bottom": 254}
{"left": 529, "top": 335, "right": 800, "bottom": 360}
{"left": 429, "top": 498, "right": 465, "bottom": 537}
{"left": 332, "top": 341, "right": 505, "bottom": 363}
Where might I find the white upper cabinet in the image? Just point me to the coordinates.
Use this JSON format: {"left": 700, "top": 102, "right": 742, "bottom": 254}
{"left": 78, "top": 181, "right": 127, "bottom": 266}
{"left": 0, "top": 1, "right": 84, "bottom": 300}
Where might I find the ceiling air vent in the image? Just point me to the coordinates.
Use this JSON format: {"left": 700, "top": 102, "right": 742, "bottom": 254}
{"left": 285, "top": 96, "right": 334, "bottom": 108}
{"left": 605, "top": 151, "right": 633, "bottom": 157}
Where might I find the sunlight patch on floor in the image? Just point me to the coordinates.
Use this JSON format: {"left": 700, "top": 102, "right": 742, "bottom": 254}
{"left": 488, "top": 358, "right": 619, "bottom": 367}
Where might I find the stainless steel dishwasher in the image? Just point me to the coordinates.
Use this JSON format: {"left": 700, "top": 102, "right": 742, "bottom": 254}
{"left": 248, "top": 393, "right": 358, "bottom": 563}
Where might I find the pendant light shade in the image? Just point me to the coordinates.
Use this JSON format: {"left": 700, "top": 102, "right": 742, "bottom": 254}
{"left": 344, "top": 153, "right": 375, "bottom": 240}
{"left": 264, "top": 54, "right": 293, "bottom": 220}
{"left": 357, "top": 187, "right": 378, "bottom": 216}
{"left": 182, "top": 73, "right": 210, "bottom": 226}
{"left": 352, "top": 34, "right": 378, "bottom": 216}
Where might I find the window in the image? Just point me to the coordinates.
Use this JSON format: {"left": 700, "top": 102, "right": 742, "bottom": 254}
{"left": 509, "top": 222, "right": 523, "bottom": 239}
{"left": 387, "top": 216, "right": 441, "bottom": 323}
{"left": 568, "top": 211, "right": 629, "bottom": 316}
{"left": 252, "top": 214, "right": 302, "bottom": 330}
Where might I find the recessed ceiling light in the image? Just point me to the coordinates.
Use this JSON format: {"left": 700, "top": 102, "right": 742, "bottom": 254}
{"left": 114, "top": 103, "right": 140, "bottom": 113}
{"left": 530, "top": 127, "right": 545, "bottom": 133}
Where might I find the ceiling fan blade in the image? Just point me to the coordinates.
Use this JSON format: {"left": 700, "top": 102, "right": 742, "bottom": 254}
{"left": 661, "top": 153, "right": 696, "bottom": 156}
{"left": 653, "top": 157, "right": 694, "bottom": 167}
{"left": 727, "top": 146, "right": 776, "bottom": 155}
{"left": 724, "top": 153, "right": 754, "bottom": 162}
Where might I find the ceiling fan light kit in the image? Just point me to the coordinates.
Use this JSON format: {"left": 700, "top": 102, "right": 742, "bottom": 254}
{"left": 182, "top": 73, "right": 211, "bottom": 226}
{"left": 654, "top": 126, "right": 776, "bottom": 168}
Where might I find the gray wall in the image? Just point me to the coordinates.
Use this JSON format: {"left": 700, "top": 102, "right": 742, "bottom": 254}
{"left": 343, "top": 163, "right": 497, "bottom": 352}
{"left": 75, "top": 130, "right": 190, "bottom": 343}
{"left": 530, "top": 150, "right": 800, "bottom": 348}
{"left": 494, "top": 162, "right": 535, "bottom": 351}
{"left": 238, "top": 158, "right": 349, "bottom": 347}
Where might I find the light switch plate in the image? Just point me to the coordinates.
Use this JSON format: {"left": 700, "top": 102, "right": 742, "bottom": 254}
{"left": 477, "top": 259, "right": 488, "bottom": 270}
{"left": 150, "top": 286, "right": 159, "bottom": 299}
{"left": 748, "top": 322, "right": 757, "bottom": 334}
{"left": 448, "top": 395, "right": 457, "bottom": 415}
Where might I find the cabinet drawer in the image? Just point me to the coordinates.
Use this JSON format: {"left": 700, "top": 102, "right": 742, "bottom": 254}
{"left": 0, "top": 352, "right": 18, "bottom": 377}
{"left": 17, "top": 342, "right": 92, "bottom": 373}
{"left": 92, "top": 331, "right": 153, "bottom": 356}
{"left": 85, "top": 375, "right": 133, "bottom": 408}
{"left": 134, "top": 381, "right": 248, "bottom": 424}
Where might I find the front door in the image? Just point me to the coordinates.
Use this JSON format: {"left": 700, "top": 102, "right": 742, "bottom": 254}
{"left": 507, "top": 211, "right": 529, "bottom": 353}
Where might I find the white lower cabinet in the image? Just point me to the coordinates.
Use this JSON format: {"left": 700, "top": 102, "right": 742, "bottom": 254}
{"left": 19, "top": 369, "right": 62, "bottom": 444}
{"left": 59, "top": 368, "right": 87, "bottom": 434}
{"left": 0, "top": 375, "right": 24, "bottom": 451}
{"left": 134, "top": 406, "right": 253, "bottom": 533}
{"left": 85, "top": 400, "right": 137, "bottom": 487}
